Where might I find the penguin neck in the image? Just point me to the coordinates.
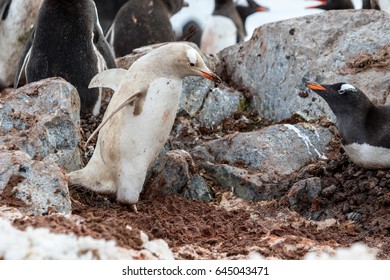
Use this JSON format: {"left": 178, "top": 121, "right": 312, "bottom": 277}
{"left": 335, "top": 102, "right": 377, "bottom": 145}
{"left": 213, "top": 1, "right": 245, "bottom": 41}
{"left": 236, "top": 5, "right": 254, "bottom": 23}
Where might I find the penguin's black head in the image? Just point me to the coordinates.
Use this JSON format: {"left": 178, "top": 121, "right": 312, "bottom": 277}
{"left": 305, "top": 82, "right": 373, "bottom": 115}
{"left": 162, "top": 0, "right": 188, "bottom": 16}
{"left": 246, "top": 0, "right": 269, "bottom": 12}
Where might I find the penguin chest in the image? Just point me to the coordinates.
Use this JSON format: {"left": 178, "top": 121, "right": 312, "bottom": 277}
{"left": 343, "top": 143, "right": 390, "bottom": 169}
{"left": 378, "top": 0, "right": 390, "bottom": 12}
{"left": 201, "top": 16, "right": 237, "bottom": 55}
{"left": 119, "top": 78, "right": 181, "bottom": 165}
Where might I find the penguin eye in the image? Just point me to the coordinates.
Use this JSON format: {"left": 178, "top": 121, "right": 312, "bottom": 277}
{"left": 338, "top": 89, "right": 346, "bottom": 95}
{"left": 189, "top": 62, "right": 195, "bottom": 67}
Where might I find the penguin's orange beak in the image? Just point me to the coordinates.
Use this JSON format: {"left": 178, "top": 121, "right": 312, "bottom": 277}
{"left": 200, "top": 70, "right": 222, "bottom": 84}
{"left": 256, "top": 6, "right": 269, "bottom": 12}
{"left": 305, "top": 82, "right": 326, "bottom": 91}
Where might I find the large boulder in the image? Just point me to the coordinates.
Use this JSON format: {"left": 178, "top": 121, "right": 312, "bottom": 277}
{"left": 0, "top": 150, "right": 71, "bottom": 216}
{"left": 0, "top": 78, "right": 82, "bottom": 172}
{"left": 218, "top": 10, "right": 390, "bottom": 122}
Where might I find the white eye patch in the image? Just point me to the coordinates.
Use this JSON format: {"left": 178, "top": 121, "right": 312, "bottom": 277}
{"left": 338, "top": 83, "right": 356, "bottom": 94}
{"left": 186, "top": 48, "right": 198, "bottom": 66}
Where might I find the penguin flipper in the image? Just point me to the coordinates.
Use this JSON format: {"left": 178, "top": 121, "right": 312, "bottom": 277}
{"left": 0, "top": 0, "right": 11, "bottom": 20}
{"left": 14, "top": 29, "right": 34, "bottom": 89}
{"left": 93, "top": 25, "right": 116, "bottom": 69}
{"left": 85, "top": 89, "right": 146, "bottom": 146}
{"left": 88, "top": 68, "right": 127, "bottom": 91}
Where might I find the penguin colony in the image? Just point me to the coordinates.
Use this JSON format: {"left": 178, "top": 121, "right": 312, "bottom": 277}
{"left": 0, "top": 0, "right": 389, "bottom": 206}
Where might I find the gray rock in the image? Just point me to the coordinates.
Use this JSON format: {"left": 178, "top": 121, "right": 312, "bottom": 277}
{"left": 0, "top": 150, "right": 71, "bottom": 216}
{"left": 218, "top": 10, "right": 390, "bottom": 122}
{"left": 180, "top": 81, "right": 243, "bottom": 126}
{"left": 192, "top": 123, "right": 332, "bottom": 176}
{"left": 182, "top": 174, "right": 213, "bottom": 202}
{"left": 0, "top": 78, "right": 82, "bottom": 172}
{"left": 287, "top": 177, "right": 322, "bottom": 219}
{"left": 203, "top": 163, "right": 282, "bottom": 201}
{"left": 142, "top": 150, "right": 196, "bottom": 200}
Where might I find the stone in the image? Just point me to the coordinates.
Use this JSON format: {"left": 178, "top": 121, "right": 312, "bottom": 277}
{"left": 287, "top": 177, "right": 322, "bottom": 219}
{"left": 192, "top": 123, "right": 332, "bottom": 176}
{"left": 182, "top": 174, "right": 213, "bottom": 202}
{"left": 179, "top": 80, "right": 243, "bottom": 126}
{"left": 203, "top": 163, "right": 282, "bottom": 201}
{"left": 0, "top": 150, "right": 71, "bottom": 216}
{"left": 218, "top": 10, "right": 390, "bottom": 122}
{"left": 0, "top": 78, "right": 82, "bottom": 172}
{"left": 142, "top": 150, "right": 196, "bottom": 200}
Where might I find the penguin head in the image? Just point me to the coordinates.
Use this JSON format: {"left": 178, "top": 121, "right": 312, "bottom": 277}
{"left": 153, "top": 43, "right": 221, "bottom": 83}
{"left": 161, "top": 0, "right": 188, "bottom": 16}
{"left": 246, "top": 0, "right": 269, "bottom": 12}
{"left": 305, "top": 82, "right": 372, "bottom": 115}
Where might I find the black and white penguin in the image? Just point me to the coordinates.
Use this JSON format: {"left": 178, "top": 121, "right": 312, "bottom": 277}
{"left": 14, "top": 0, "right": 116, "bottom": 117}
{"left": 0, "top": 0, "right": 43, "bottom": 89}
{"left": 306, "top": 0, "right": 354, "bottom": 10}
{"left": 369, "top": 0, "right": 390, "bottom": 12}
{"left": 109, "top": 0, "right": 188, "bottom": 57}
{"left": 306, "top": 82, "right": 390, "bottom": 169}
{"left": 236, "top": 0, "right": 269, "bottom": 28}
{"left": 93, "top": 0, "right": 128, "bottom": 33}
{"left": 200, "top": 0, "right": 268, "bottom": 55}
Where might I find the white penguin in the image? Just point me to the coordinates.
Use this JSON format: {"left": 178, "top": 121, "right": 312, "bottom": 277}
{"left": 0, "top": 0, "right": 43, "bottom": 89}
{"left": 68, "top": 43, "right": 221, "bottom": 204}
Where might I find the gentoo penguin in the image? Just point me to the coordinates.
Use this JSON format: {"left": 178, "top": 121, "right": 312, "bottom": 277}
{"left": 0, "top": 0, "right": 43, "bottom": 89}
{"left": 68, "top": 43, "right": 221, "bottom": 204}
{"left": 93, "top": 0, "right": 128, "bottom": 33}
{"left": 14, "top": 0, "right": 116, "bottom": 117}
{"left": 370, "top": 0, "right": 390, "bottom": 12}
{"left": 306, "top": 0, "right": 354, "bottom": 10}
{"left": 200, "top": 0, "right": 268, "bottom": 55}
{"left": 109, "top": 0, "right": 188, "bottom": 57}
{"left": 236, "top": 0, "right": 269, "bottom": 25}
{"left": 181, "top": 20, "right": 203, "bottom": 47}
{"left": 306, "top": 82, "right": 390, "bottom": 169}
{"left": 362, "top": 0, "right": 373, "bottom": 8}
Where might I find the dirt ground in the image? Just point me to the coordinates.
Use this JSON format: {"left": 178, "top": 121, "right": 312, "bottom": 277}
{"left": 2, "top": 89, "right": 389, "bottom": 260}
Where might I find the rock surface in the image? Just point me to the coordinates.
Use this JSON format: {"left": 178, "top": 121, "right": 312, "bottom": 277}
{"left": 218, "top": 10, "right": 390, "bottom": 121}
{"left": 0, "top": 151, "right": 71, "bottom": 216}
{"left": 0, "top": 78, "right": 82, "bottom": 172}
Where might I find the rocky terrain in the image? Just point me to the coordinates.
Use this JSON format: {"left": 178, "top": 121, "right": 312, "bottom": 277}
{"left": 0, "top": 10, "right": 389, "bottom": 259}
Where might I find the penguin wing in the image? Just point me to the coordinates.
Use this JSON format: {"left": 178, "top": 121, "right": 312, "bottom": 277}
{"left": 85, "top": 88, "right": 147, "bottom": 146}
{"left": 89, "top": 68, "right": 127, "bottom": 91}
{"left": 14, "top": 28, "right": 34, "bottom": 88}
{"left": 93, "top": 25, "right": 116, "bottom": 69}
{"left": 0, "top": 0, "right": 11, "bottom": 20}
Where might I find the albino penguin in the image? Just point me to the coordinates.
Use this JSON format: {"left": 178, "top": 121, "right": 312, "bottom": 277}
{"left": 0, "top": 0, "right": 43, "bottom": 88}
{"left": 68, "top": 43, "right": 221, "bottom": 204}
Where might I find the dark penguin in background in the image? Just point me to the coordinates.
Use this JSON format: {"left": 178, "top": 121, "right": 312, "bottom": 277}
{"left": 236, "top": 0, "right": 269, "bottom": 29}
{"left": 306, "top": 82, "right": 390, "bottom": 169}
{"left": 109, "top": 0, "right": 188, "bottom": 58}
{"left": 306, "top": 0, "right": 354, "bottom": 10}
{"left": 94, "top": 0, "right": 128, "bottom": 33}
{"left": 14, "top": 0, "right": 116, "bottom": 117}
{"left": 181, "top": 20, "right": 203, "bottom": 46}
{"left": 369, "top": 0, "right": 390, "bottom": 11}
{"left": 184, "top": 0, "right": 268, "bottom": 48}
{"left": 213, "top": 0, "right": 246, "bottom": 42}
